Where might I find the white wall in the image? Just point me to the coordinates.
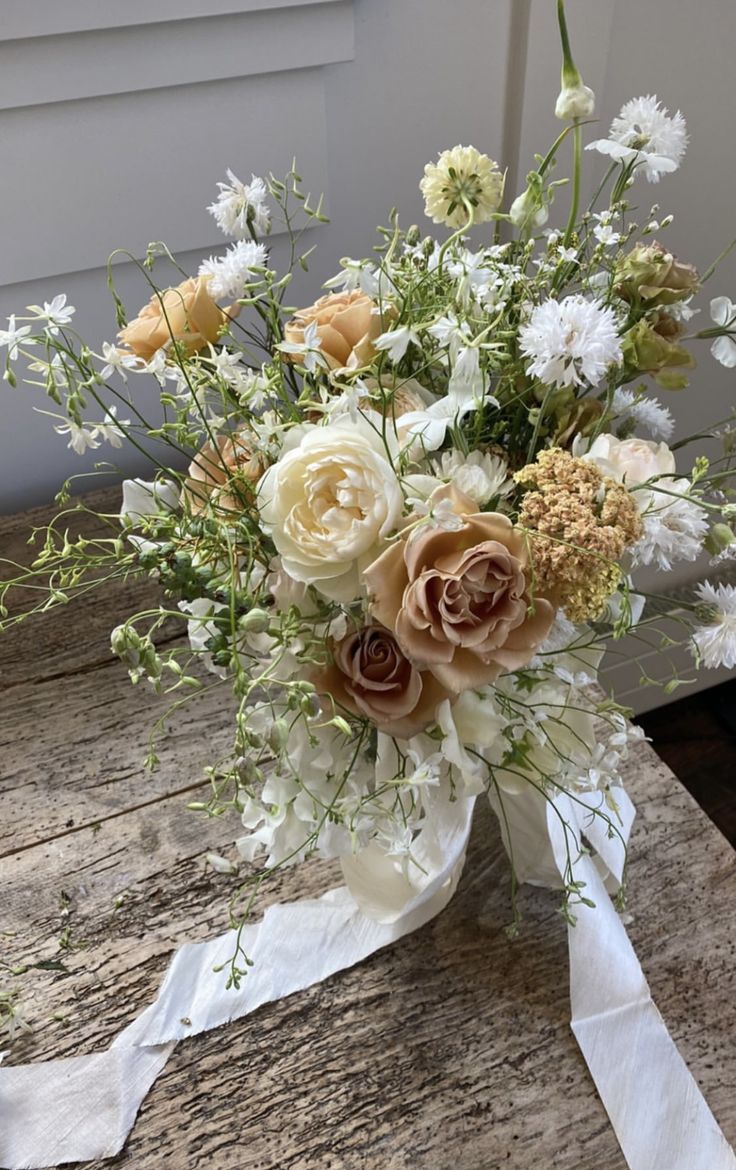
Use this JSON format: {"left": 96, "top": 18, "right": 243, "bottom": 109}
{"left": 0, "top": 0, "right": 514, "bottom": 511}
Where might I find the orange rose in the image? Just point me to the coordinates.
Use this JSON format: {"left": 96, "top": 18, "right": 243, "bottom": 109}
{"left": 184, "top": 432, "right": 264, "bottom": 516}
{"left": 317, "top": 624, "right": 451, "bottom": 738}
{"left": 364, "top": 487, "right": 555, "bottom": 692}
{"left": 283, "top": 290, "right": 382, "bottom": 372}
{"left": 119, "top": 276, "right": 233, "bottom": 360}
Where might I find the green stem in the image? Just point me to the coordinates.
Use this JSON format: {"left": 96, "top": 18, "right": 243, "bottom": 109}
{"left": 701, "top": 235, "right": 736, "bottom": 284}
{"left": 563, "top": 122, "right": 582, "bottom": 247}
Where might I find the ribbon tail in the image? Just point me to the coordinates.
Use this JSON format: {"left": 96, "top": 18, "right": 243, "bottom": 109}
{"left": 0, "top": 797, "right": 475, "bottom": 1170}
{"left": 567, "top": 852, "right": 736, "bottom": 1170}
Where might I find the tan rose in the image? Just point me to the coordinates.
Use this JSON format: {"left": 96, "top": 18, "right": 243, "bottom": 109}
{"left": 317, "top": 624, "right": 451, "bottom": 738}
{"left": 364, "top": 486, "right": 555, "bottom": 692}
{"left": 185, "top": 432, "right": 264, "bottom": 516}
{"left": 119, "top": 276, "right": 233, "bottom": 360}
{"left": 283, "top": 290, "right": 383, "bottom": 372}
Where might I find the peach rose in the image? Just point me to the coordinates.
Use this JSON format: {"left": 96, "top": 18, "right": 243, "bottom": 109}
{"left": 317, "top": 624, "right": 451, "bottom": 738}
{"left": 283, "top": 290, "right": 382, "bottom": 372}
{"left": 364, "top": 487, "right": 555, "bottom": 692}
{"left": 185, "top": 432, "right": 264, "bottom": 515}
{"left": 119, "top": 276, "right": 233, "bottom": 360}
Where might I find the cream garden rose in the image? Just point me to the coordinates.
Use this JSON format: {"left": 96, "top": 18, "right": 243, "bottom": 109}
{"left": 581, "top": 433, "right": 676, "bottom": 485}
{"left": 257, "top": 420, "right": 403, "bottom": 602}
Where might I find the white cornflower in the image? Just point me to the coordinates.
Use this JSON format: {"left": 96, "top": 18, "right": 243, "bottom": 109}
{"left": 420, "top": 146, "right": 504, "bottom": 229}
{"left": 26, "top": 293, "right": 75, "bottom": 335}
{"left": 692, "top": 581, "right": 736, "bottom": 669}
{"left": 374, "top": 324, "right": 420, "bottom": 363}
{"left": 632, "top": 479, "right": 708, "bottom": 571}
{"left": 519, "top": 295, "right": 622, "bottom": 388}
{"left": 207, "top": 170, "right": 271, "bottom": 237}
{"left": 198, "top": 240, "right": 268, "bottom": 300}
{"left": 0, "top": 315, "right": 32, "bottom": 360}
{"left": 587, "top": 95, "right": 688, "bottom": 183}
{"left": 437, "top": 449, "right": 511, "bottom": 505}
{"left": 99, "top": 342, "right": 142, "bottom": 381}
{"left": 612, "top": 388, "right": 674, "bottom": 442}
{"left": 709, "top": 296, "right": 736, "bottom": 368}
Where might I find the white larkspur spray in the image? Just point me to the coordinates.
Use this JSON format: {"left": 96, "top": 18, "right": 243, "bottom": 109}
{"left": 199, "top": 241, "right": 268, "bottom": 300}
{"left": 519, "top": 295, "right": 622, "bottom": 389}
{"left": 692, "top": 581, "right": 736, "bottom": 669}
{"left": 587, "top": 95, "right": 688, "bottom": 183}
{"left": 709, "top": 296, "right": 736, "bottom": 368}
{"left": 207, "top": 170, "right": 271, "bottom": 237}
{"left": 420, "top": 146, "right": 504, "bottom": 229}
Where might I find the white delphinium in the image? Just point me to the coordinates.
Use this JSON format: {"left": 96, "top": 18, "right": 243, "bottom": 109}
{"left": 374, "top": 324, "right": 420, "bottom": 363}
{"left": 99, "top": 342, "right": 142, "bottom": 381}
{"left": 324, "top": 259, "right": 392, "bottom": 299}
{"left": 46, "top": 406, "right": 131, "bottom": 454}
{"left": 692, "top": 581, "right": 736, "bottom": 669}
{"left": 208, "top": 170, "right": 271, "bottom": 237}
{"left": 611, "top": 388, "right": 674, "bottom": 442}
{"left": 436, "top": 449, "right": 511, "bottom": 505}
{"left": 592, "top": 212, "right": 622, "bottom": 247}
{"left": 632, "top": 478, "right": 709, "bottom": 571}
{"left": 199, "top": 240, "right": 268, "bottom": 300}
{"left": 25, "top": 294, "right": 75, "bottom": 335}
{"left": 0, "top": 315, "right": 32, "bottom": 361}
{"left": 276, "top": 320, "right": 325, "bottom": 373}
{"left": 519, "top": 295, "right": 622, "bottom": 388}
{"left": 709, "top": 296, "right": 736, "bottom": 368}
{"left": 587, "top": 95, "right": 688, "bottom": 183}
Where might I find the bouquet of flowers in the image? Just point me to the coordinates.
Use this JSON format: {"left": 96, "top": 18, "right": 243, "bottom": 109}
{"left": 2, "top": 4, "right": 735, "bottom": 1167}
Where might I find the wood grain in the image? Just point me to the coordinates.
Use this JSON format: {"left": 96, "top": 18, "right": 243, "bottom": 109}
{"left": 1, "top": 492, "right": 734, "bottom": 1170}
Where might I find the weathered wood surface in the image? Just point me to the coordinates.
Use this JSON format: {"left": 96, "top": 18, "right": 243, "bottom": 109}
{"left": 1, "top": 493, "right": 735, "bottom": 1170}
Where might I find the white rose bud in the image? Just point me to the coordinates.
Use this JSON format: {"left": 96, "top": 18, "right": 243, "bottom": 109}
{"left": 555, "top": 81, "right": 595, "bottom": 121}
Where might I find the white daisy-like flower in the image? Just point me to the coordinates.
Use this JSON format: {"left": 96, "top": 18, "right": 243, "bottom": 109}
{"left": 519, "top": 295, "right": 622, "bottom": 388}
{"left": 611, "top": 387, "right": 674, "bottom": 442}
{"left": 0, "top": 315, "right": 32, "bottom": 360}
{"left": 709, "top": 296, "right": 736, "bottom": 368}
{"left": 207, "top": 170, "right": 271, "bottom": 237}
{"left": 632, "top": 479, "right": 708, "bottom": 571}
{"left": 586, "top": 95, "right": 688, "bottom": 183}
{"left": 199, "top": 240, "right": 268, "bottom": 300}
{"left": 692, "top": 581, "right": 736, "bottom": 669}
{"left": 593, "top": 222, "right": 621, "bottom": 247}
{"left": 437, "top": 448, "right": 511, "bottom": 505}
{"left": 420, "top": 145, "right": 504, "bottom": 229}
{"left": 26, "top": 293, "right": 76, "bottom": 335}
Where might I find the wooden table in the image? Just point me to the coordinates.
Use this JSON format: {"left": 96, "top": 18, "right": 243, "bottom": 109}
{"left": 2, "top": 495, "right": 735, "bottom": 1170}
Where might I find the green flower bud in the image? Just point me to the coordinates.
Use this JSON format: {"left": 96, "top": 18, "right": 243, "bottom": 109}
{"left": 238, "top": 607, "right": 270, "bottom": 634}
{"left": 509, "top": 173, "right": 549, "bottom": 230}
{"left": 704, "top": 523, "right": 736, "bottom": 556}
{"left": 269, "top": 719, "right": 290, "bottom": 754}
{"left": 621, "top": 315, "right": 696, "bottom": 389}
{"left": 615, "top": 242, "right": 699, "bottom": 307}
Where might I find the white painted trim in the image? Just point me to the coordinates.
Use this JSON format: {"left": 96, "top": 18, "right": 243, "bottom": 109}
{"left": 0, "top": 4, "right": 355, "bottom": 111}
{"left": 0, "top": 0, "right": 343, "bottom": 43}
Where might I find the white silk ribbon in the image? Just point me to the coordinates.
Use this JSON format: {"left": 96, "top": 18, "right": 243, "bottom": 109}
{"left": 1, "top": 788, "right": 734, "bottom": 1170}
{"left": 0, "top": 797, "right": 475, "bottom": 1170}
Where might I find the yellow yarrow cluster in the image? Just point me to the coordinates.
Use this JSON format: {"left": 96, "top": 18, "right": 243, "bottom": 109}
{"left": 515, "top": 448, "right": 643, "bottom": 622}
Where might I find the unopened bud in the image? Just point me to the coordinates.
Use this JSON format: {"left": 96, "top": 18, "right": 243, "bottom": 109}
{"left": 555, "top": 81, "right": 595, "bottom": 121}
{"left": 239, "top": 607, "right": 270, "bottom": 634}
{"left": 704, "top": 523, "right": 736, "bottom": 556}
{"left": 269, "top": 719, "right": 290, "bottom": 754}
